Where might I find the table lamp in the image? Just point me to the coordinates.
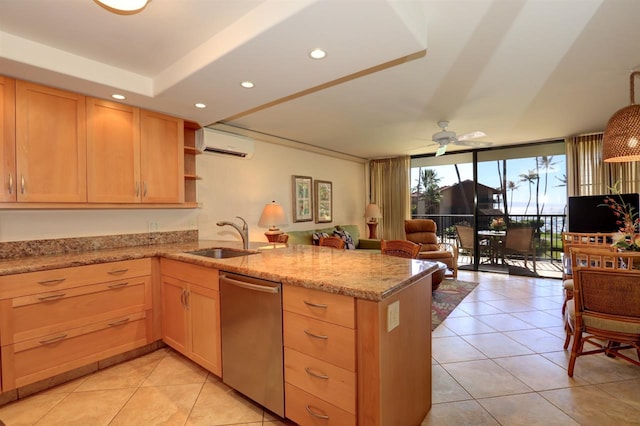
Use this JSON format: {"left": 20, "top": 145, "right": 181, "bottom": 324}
{"left": 258, "top": 200, "right": 287, "bottom": 242}
{"left": 364, "top": 203, "right": 382, "bottom": 239}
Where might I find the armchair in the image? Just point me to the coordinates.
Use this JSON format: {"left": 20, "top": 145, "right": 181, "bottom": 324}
{"left": 404, "top": 219, "right": 458, "bottom": 278}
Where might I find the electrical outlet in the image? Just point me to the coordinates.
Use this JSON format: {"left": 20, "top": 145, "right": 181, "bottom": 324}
{"left": 188, "top": 219, "right": 197, "bottom": 228}
{"left": 387, "top": 300, "right": 400, "bottom": 332}
{"left": 147, "top": 221, "right": 159, "bottom": 232}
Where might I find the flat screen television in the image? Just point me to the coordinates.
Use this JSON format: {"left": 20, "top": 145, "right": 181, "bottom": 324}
{"left": 568, "top": 193, "right": 640, "bottom": 233}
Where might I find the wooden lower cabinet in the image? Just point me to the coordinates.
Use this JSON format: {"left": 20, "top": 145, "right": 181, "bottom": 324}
{"left": 0, "top": 259, "right": 153, "bottom": 391}
{"left": 285, "top": 382, "right": 356, "bottom": 426}
{"left": 283, "top": 286, "right": 357, "bottom": 425}
{"left": 283, "top": 276, "right": 432, "bottom": 426}
{"left": 4, "top": 311, "right": 150, "bottom": 389}
{"left": 160, "top": 259, "right": 221, "bottom": 376}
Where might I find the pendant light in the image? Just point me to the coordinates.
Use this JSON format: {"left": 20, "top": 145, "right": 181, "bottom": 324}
{"left": 602, "top": 71, "right": 640, "bottom": 162}
{"left": 95, "top": 0, "right": 149, "bottom": 14}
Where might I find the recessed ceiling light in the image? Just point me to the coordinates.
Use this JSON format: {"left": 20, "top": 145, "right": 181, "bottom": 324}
{"left": 194, "top": 103, "right": 206, "bottom": 109}
{"left": 309, "top": 48, "right": 327, "bottom": 59}
{"left": 111, "top": 94, "right": 126, "bottom": 100}
{"left": 241, "top": 81, "right": 255, "bottom": 89}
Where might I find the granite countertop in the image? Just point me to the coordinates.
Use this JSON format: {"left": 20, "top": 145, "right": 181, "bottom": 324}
{"left": 0, "top": 240, "right": 437, "bottom": 301}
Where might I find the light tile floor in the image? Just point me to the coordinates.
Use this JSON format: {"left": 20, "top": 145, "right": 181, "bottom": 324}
{"left": 1, "top": 271, "right": 640, "bottom": 425}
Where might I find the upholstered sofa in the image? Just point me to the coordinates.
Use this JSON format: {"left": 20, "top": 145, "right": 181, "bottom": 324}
{"left": 285, "top": 225, "right": 381, "bottom": 250}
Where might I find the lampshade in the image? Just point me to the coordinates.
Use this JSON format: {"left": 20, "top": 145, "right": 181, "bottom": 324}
{"left": 364, "top": 203, "right": 382, "bottom": 220}
{"left": 603, "top": 71, "right": 640, "bottom": 162}
{"left": 258, "top": 201, "right": 287, "bottom": 232}
{"left": 95, "top": 0, "right": 149, "bottom": 13}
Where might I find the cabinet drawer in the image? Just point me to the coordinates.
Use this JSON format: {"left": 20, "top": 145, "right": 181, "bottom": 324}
{"left": 7, "top": 276, "right": 150, "bottom": 345}
{"left": 283, "top": 286, "right": 354, "bottom": 328}
{"left": 4, "top": 310, "right": 150, "bottom": 390}
{"left": 284, "top": 348, "right": 355, "bottom": 414}
{"left": 0, "top": 258, "right": 151, "bottom": 299}
{"left": 283, "top": 311, "right": 355, "bottom": 372}
{"left": 160, "top": 258, "right": 219, "bottom": 290}
{"left": 285, "top": 383, "right": 356, "bottom": 426}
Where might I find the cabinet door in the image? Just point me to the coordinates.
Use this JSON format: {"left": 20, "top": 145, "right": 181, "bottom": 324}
{"left": 161, "top": 276, "right": 188, "bottom": 355}
{"left": 0, "top": 76, "right": 16, "bottom": 202}
{"left": 188, "top": 283, "right": 221, "bottom": 376}
{"left": 15, "top": 81, "right": 87, "bottom": 202}
{"left": 140, "top": 110, "right": 184, "bottom": 203}
{"left": 87, "top": 98, "right": 141, "bottom": 203}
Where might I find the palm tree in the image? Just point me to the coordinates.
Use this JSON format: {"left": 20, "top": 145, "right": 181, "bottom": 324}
{"left": 506, "top": 180, "right": 519, "bottom": 213}
{"left": 519, "top": 170, "right": 538, "bottom": 215}
{"left": 420, "top": 169, "right": 442, "bottom": 214}
{"left": 536, "top": 156, "right": 558, "bottom": 215}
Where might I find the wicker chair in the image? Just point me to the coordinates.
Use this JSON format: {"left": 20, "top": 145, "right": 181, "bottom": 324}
{"left": 564, "top": 247, "right": 640, "bottom": 377}
{"left": 560, "top": 232, "right": 615, "bottom": 315}
{"left": 319, "top": 236, "right": 345, "bottom": 249}
{"left": 380, "top": 239, "right": 421, "bottom": 259}
{"left": 404, "top": 219, "right": 457, "bottom": 278}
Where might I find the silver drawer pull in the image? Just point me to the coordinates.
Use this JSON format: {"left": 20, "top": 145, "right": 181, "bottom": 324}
{"left": 39, "top": 334, "right": 67, "bottom": 345}
{"left": 305, "top": 405, "right": 329, "bottom": 420}
{"left": 108, "top": 318, "right": 130, "bottom": 327}
{"left": 107, "top": 282, "right": 129, "bottom": 289}
{"left": 303, "top": 329, "right": 328, "bottom": 340}
{"left": 37, "top": 278, "right": 66, "bottom": 286}
{"left": 304, "top": 367, "right": 329, "bottom": 380}
{"left": 37, "top": 293, "right": 66, "bottom": 301}
{"left": 108, "top": 269, "right": 129, "bottom": 275}
{"left": 303, "top": 300, "right": 328, "bottom": 309}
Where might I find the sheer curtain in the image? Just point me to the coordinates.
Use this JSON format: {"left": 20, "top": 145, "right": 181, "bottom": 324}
{"left": 369, "top": 156, "right": 410, "bottom": 240}
{"left": 566, "top": 133, "right": 640, "bottom": 196}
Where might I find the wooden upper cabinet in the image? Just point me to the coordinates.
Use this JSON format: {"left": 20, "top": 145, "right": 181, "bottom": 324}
{"left": 16, "top": 81, "right": 87, "bottom": 202}
{"left": 87, "top": 98, "right": 141, "bottom": 203}
{"left": 140, "top": 110, "right": 184, "bottom": 203}
{"left": 0, "top": 76, "right": 16, "bottom": 202}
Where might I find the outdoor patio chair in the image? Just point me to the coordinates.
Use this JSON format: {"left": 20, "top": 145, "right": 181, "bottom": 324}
{"left": 502, "top": 226, "right": 535, "bottom": 268}
{"left": 454, "top": 224, "right": 492, "bottom": 265}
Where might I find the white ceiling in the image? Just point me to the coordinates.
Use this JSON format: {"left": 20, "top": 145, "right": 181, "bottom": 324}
{"left": 2, "top": 0, "right": 640, "bottom": 160}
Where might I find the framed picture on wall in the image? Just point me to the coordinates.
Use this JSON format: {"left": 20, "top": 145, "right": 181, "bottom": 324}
{"left": 292, "top": 175, "right": 313, "bottom": 222}
{"left": 315, "top": 180, "right": 332, "bottom": 223}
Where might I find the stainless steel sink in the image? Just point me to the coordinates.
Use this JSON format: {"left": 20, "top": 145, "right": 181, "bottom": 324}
{"left": 186, "top": 248, "right": 259, "bottom": 259}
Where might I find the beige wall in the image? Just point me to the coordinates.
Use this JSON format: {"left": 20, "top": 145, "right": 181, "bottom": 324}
{"left": 0, "top": 139, "right": 366, "bottom": 243}
{"left": 198, "top": 139, "right": 367, "bottom": 244}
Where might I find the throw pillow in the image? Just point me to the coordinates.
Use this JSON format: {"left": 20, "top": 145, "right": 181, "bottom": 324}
{"left": 333, "top": 229, "right": 355, "bottom": 249}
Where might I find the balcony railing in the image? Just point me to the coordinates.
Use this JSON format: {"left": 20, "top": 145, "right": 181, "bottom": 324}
{"left": 412, "top": 213, "right": 567, "bottom": 276}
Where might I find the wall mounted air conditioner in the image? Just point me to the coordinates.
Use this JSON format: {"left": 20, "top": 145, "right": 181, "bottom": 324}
{"left": 196, "top": 128, "right": 255, "bottom": 159}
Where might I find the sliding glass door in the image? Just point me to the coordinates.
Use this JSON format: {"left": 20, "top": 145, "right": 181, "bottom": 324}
{"left": 411, "top": 141, "right": 567, "bottom": 278}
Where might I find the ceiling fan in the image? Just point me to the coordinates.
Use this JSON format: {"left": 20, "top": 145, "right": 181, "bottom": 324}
{"left": 431, "top": 121, "right": 489, "bottom": 156}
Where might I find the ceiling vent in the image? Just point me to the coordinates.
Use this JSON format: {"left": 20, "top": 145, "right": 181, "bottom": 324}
{"left": 196, "top": 128, "right": 255, "bottom": 159}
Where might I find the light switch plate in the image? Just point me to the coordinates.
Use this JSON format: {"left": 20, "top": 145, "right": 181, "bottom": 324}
{"left": 387, "top": 300, "right": 400, "bottom": 332}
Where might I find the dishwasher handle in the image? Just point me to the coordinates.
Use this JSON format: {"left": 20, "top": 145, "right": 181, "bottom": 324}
{"left": 220, "top": 274, "right": 280, "bottom": 294}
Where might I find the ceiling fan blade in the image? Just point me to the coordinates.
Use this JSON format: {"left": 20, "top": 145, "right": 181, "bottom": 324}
{"left": 457, "top": 130, "right": 486, "bottom": 141}
{"left": 454, "top": 139, "right": 492, "bottom": 147}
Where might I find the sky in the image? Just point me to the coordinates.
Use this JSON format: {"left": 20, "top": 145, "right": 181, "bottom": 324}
{"left": 411, "top": 155, "right": 567, "bottom": 215}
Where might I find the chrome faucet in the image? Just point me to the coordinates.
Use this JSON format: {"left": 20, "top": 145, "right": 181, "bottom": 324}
{"left": 216, "top": 216, "right": 249, "bottom": 250}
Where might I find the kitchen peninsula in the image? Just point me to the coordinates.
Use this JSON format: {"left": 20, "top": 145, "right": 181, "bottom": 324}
{"left": 0, "top": 237, "right": 435, "bottom": 425}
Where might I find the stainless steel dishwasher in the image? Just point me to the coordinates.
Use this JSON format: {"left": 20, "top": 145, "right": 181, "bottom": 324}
{"left": 219, "top": 272, "right": 284, "bottom": 417}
